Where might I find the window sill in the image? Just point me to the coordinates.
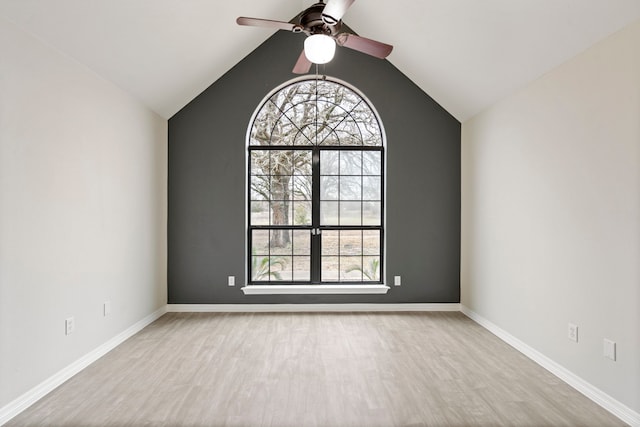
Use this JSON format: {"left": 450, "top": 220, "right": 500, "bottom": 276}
{"left": 241, "top": 284, "right": 390, "bottom": 295}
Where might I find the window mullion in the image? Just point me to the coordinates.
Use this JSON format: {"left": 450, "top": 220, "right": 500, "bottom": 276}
{"left": 311, "top": 148, "right": 321, "bottom": 283}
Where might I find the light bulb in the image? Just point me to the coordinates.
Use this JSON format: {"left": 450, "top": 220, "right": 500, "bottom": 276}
{"left": 304, "top": 34, "right": 336, "bottom": 64}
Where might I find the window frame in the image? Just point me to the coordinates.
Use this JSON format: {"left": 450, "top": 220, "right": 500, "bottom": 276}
{"left": 244, "top": 76, "right": 388, "bottom": 293}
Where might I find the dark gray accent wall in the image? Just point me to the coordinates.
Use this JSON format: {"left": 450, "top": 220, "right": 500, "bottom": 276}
{"left": 168, "top": 29, "right": 460, "bottom": 304}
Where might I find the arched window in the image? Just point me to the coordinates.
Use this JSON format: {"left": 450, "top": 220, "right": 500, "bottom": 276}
{"left": 247, "top": 77, "right": 385, "bottom": 285}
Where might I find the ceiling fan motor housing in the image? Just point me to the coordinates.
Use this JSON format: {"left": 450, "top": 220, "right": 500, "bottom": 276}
{"left": 300, "top": 3, "right": 342, "bottom": 36}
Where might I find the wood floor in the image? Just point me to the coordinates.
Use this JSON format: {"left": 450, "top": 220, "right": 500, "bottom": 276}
{"left": 7, "top": 312, "right": 626, "bottom": 427}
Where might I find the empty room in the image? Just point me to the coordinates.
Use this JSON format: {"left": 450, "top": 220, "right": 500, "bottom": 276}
{"left": 1, "top": 0, "right": 639, "bottom": 426}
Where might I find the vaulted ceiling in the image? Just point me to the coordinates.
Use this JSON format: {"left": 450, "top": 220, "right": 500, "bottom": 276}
{"left": 2, "top": 0, "right": 639, "bottom": 121}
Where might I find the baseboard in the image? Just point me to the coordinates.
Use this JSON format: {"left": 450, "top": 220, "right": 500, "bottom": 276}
{"left": 167, "top": 303, "right": 461, "bottom": 312}
{"left": 0, "top": 306, "right": 167, "bottom": 426}
{"left": 460, "top": 305, "right": 640, "bottom": 427}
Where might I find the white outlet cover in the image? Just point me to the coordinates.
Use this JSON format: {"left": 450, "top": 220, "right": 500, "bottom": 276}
{"left": 228, "top": 276, "right": 235, "bottom": 286}
{"left": 567, "top": 323, "right": 578, "bottom": 342}
{"left": 394, "top": 276, "right": 401, "bottom": 286}
{"left": 104, "top": 301, "right": 112, "bottom": 316}
{"left": 65, "top": 317, "right": 75, "bottom": 335}
{"left": 604, "top": 339, "right": 616, "bottom": 361}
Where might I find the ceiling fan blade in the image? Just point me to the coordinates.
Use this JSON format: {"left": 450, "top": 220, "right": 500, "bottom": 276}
{"left": 322, "top": 0, "right": 356, "bottom": 25}
{"left": 236, "top": 17, "right": 303, "bottom": 33}
{"left": 292, "top": 50, "right": 313, "bottom": 74}
{"left": 336, "top": 33, "right": 393, "bottom": 59}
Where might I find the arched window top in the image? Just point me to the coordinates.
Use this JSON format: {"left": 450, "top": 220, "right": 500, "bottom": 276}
{"left": 249, "top": 77, "right": 384, "bottom": 147}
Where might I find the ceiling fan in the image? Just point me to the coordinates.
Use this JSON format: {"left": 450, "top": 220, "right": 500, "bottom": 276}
{"left": 236, "top": 0, "right": 393, "bottom": 74}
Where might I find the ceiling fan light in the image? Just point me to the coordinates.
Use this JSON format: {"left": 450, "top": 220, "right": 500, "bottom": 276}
{"left": 304, "top": 34, "right": 336, "bottom": 64}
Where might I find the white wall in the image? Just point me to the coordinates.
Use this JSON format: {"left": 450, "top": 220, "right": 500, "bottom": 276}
{"left": 0, "top": 17, "right": 167, "bottom": 408}
{"left": 461, "top": 19, "right": 640, "bottom": 413}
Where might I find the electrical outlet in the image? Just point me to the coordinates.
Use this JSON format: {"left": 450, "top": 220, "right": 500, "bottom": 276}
{"left": 65, "top": 317, "right": 75, "bottom": 336}
{"left": 603, "top": 339, "right": 616, "bottom": 361}
{"left": 104, "top": 301, "right": 112, "bottom": 316}
{"left": 228, "top": 276, "right": 235, "bottom": 287}
{"left": 394, "top": 276, "right": 401, "bottom": 286}
{"left": 567, "top": 323, "right": 578, "bottom": 342}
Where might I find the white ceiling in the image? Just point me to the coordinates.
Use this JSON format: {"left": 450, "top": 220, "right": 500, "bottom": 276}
{"left": 2, "top": 0, "right": 640, "bottom": 121}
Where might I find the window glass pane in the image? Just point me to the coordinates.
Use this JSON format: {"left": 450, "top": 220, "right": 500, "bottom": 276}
{"left": 293, "top": 175, "right": 311, "bottom": 201}
{"left": 322, "top": 231, "right": 339, "bottom": 256}
{"left": 340, "top": 151, "right": 362, "bottom": 175}
{"left": 351, "top": 103, "right": 382, "bottom": 146}
{"left": 320, "top": 201, "right": 339, "bottom": 225}
{"left": 300, "top": 117, "right": 321, "bottom": 144}
{"left": 250, "top": 175, "right": 270, "bottom": 200}
{"left": 294, "top": 129, "right": 313, "bottom": 146}
{"left": 319, "top": 131, "right": 340, "bottom": 146}
{"left": 250, "top": 151, "right": 269, "bottom": 175}
{"left": 321, "top": 176, "right": 339, "bottom": 200}
{"left": 362, "top": 134, "right": 382, "bottom": 146}
{"left": 293, "top": 151, "right": 312, "bottom": 175}
{"left": 250, "top": 187, "right": 267, "bottom": 202}
{"left": 340, "top": 230, "right": 362, "bottom": 256}
{"left": 362, "top": 176, "right": 381, "bottom": 200}
{"left": 316, "top": 101, "right": 345, "bottom": 138}
{"left": 251, "top": 109, "right": 284, "bottom": 146}
{"left": 270, "top": 230, "right": 292, "bottom": 255}
{"left": 270, "top": 150, "right": 293, "bottom": 173}
{"left": 321, "top": 256, "right": 340, "bottom": 282}
{"left": 333, "top": 118, "right": 363, "bottom": 146}
{"left": 252, "top": 255, "right": 289, "bottom": 281}
{"left": 293, "top": 201, "right": 311, "bottom": 225}
{"left": 251, "top": 230, "right": 269, "bottom": 255}
{"left": 293, "top": 230, "right": 311, "bottom": 255}
{"left": 270, "top": 201, "right": 292, "bottom": 226}
{"left": 251, "top": 256, "right": 269, "bottom": 281}
{"left": 361, "top": 257, "right": 381, "bottom": 281}
{"left": 363, "top": 152, "right": 381, "bottom": 175}
{"left": 363, "top": 230, "right": 380, "bottom": 256}
{"left": 266, "top": 116, "right": 295, "bottom": 145}
{"left": 250, "top": 202, "right": 269, "bottom": 225}
{"left": 362, "top": 202, "right": 381, "bottom": 226}
{"left": 270, "top": 256, "right": 291, "bottom": 281}
{"left": 340, "top": 201, "right": 362, "bottom": 226}
{"left": 268, "top": 89, "right": 294, "bottom": 111}
{"left": 319, "top": 81, "right": 361, "bottom": 111}
{"left": 293, "top": 256, "right": 310, "bottom": 281}
{"left": 341, "top": 256, "right": 363, "bottom": 281}
{"left": 281, "top": 103, "right": 316, "bottom": 144}
{"left": 340, "top": 176, "right": 362, "bottom": 200}
{"left": 269, "top": 177, "right": 292, "bottom": 201}
{"left": 321, "top": 151, "right": 339, "bottom": 175}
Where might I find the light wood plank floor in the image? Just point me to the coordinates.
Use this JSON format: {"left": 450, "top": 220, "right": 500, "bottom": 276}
{"left": 7, "top": 312, "right": 626, "bottom": 426}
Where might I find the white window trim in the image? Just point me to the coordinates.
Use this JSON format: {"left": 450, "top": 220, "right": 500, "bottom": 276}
{"left": 241, "top": 284, "right": 390, "bottom": 295}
